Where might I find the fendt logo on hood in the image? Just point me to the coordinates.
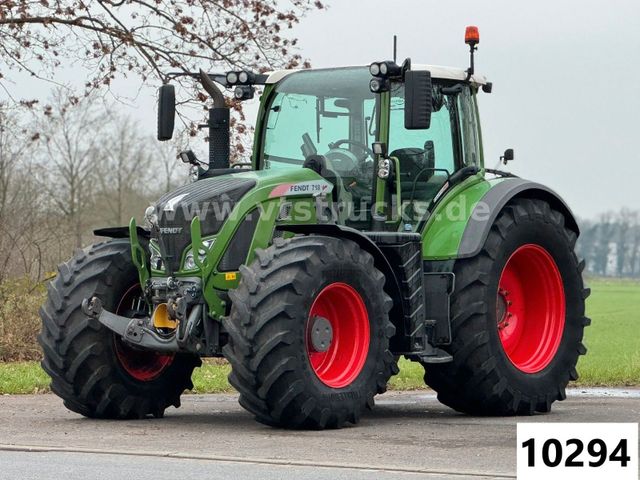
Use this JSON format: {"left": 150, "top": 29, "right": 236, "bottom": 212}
{"left": 159, "top": 227, "right": 183, "bottom": 234}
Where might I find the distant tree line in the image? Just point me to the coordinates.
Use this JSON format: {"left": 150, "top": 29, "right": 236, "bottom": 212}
{"left": 577, "top": 210, "right": 640, "bottom": 278}
{"left": 0, "top": 95, "right": 190, "bottom": 283}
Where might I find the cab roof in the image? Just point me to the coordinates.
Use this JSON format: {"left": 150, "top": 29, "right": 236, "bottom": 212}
{"left": 265, "top": 64, "right": 488, "bottom": 87}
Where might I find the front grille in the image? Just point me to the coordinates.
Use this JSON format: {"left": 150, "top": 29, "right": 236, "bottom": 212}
{"left": 154, "top": 177, "right": 255, "bottom": 272}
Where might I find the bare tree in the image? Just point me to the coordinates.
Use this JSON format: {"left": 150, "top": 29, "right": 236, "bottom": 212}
{"left": 95, "top": 115, "right": 154, "bottom": 225}
{"left": 628, "top": 212, "right": 640, "bottom": 277}
{"left": 152, "top": 131, "right": 191, "bottom": 193}
{"left": 35, "top": 90, "right": 103, "bottom": 248}
{"left": 592, "top": 212, "right": 614, "bottom": 276}
{"left": 615, "top": 209, "right": 633, "bottom": 276}
{"left": 0, "top": 0, "right": 323, "bottom": 103}
{"left": 0, "top": 104, "right": 41, "bottom": 282}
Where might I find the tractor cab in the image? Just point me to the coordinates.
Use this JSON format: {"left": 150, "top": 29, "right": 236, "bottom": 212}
{"left": 252, "top": 63, "right": 489, "bottom": 231}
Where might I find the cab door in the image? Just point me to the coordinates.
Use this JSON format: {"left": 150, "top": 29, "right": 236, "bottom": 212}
{"left": 387, "top": 81, "right": 463, "bottom": 230}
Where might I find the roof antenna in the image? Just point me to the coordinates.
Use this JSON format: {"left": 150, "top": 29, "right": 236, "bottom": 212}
{"left": 393, "top": 35, "right": 398, "bottom": 63}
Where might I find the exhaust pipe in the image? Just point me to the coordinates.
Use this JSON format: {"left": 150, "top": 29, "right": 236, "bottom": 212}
{"left": 200, "top": 69, "right": 230, "bottom": 171}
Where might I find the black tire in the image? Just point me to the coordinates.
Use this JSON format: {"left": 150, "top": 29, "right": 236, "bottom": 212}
{"left": 223, "top": 236, "right": 398, "bottom": 429}
{"left": 38, "top": 239, "right": 201, "bottom": 419}
{"left": 424, "top": 198, "right": 590, "bottom": 415}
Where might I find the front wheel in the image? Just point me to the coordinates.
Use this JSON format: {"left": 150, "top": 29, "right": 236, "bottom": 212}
{"left": 424, "top": 198, "right": 591, "bottom": 415}
{"left": 38, "top": 239, "right": 201, "bottom": 419}
{"left": 223, "top": 236, "right": 398, "bottom": 429}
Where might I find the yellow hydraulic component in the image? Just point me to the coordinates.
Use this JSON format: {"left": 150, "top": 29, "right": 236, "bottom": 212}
{"left": 152, "top": 303, "right": 178, "bottom": 329}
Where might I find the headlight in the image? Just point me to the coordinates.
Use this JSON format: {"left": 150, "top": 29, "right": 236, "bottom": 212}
{"left": 183, "top": 238, "right": 215, "bottom": 271}
{"left": 149, "top": 240, "right": 164, "bottom": 272}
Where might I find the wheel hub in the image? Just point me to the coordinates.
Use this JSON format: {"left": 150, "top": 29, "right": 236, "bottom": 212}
{"left": 309, "top": 316, "right": 333, "bottom": 352}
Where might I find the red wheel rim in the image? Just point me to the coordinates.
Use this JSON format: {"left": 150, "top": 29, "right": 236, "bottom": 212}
{"left": 497, "top": 244, "right": 565, "bottom": 373}
{"left": 306, "top": 282, "right": 370, "bottom": 388}
{"left": 113, "top": 285, "right": 174, "bottom": 382}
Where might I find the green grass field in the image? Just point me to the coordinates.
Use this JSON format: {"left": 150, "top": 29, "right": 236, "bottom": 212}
{"left": 1, "top": 278, "right": 638, "bottom": 394}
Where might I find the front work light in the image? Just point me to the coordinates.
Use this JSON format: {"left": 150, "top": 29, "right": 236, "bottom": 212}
{"left": 369, "top": 77, "right": 390, "bottom": 93}
{"left": 226, "top": 70, "right": 255, "bottom": 86}
{"left": 226, "top": 71, "right": 239, "bottom": 85}
{"left": 369, "top": 61, "right": 402, "bottom": 78}
{"left": 234, "top": 85, "right": 255, "bottom": 101}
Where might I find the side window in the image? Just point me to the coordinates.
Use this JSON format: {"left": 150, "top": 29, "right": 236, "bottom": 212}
{"left": 458, "top": 87, "right": 482, "bottom": 166}
{"left": 388, "top": 84, "right": 458, "bottom": 226}
{"left": 388, "top": 90, "right": 456, "bottom": 173}
{"left": 264, "top": 93, "right": 314, "bottom": 164}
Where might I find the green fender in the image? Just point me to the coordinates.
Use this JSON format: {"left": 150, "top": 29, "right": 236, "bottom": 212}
{"left": 422, "top": 175, "right": 579, "bottom": 260}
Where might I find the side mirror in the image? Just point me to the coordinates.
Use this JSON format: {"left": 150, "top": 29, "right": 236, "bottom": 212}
{"left": 178, "top": 150, "right": 199, "bottom": 166}
{"left": 404, "top": 70, "right": 432, "bottom": 130}
{"left": 500, "top": 148, "right": 514, "bottom": 164}
{"left": 157, "top": 84, "right": 175, "bottom": 141}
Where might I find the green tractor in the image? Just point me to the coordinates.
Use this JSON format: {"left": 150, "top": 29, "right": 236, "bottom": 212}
{"left": 40, "top": 27, "right": 590, "bottom": 429}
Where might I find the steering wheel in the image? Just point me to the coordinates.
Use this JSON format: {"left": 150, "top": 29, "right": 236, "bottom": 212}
{"left": 329, "top": 139, "right": 374, "bottom": 161}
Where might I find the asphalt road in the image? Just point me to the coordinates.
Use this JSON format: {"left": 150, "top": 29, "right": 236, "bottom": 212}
{"left": 0, "top": 389, "right": 638, "bottom": 479}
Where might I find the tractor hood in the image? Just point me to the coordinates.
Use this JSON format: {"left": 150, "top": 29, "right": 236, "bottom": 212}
{"left": 154, "top": 176, "right": 256, "bottom": 272}
{"left": 152, "top": 168, "right": 333, "bottom": 273}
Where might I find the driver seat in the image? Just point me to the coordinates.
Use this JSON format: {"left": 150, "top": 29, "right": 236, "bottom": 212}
{"left": 391, "top": 142, "right": 436, "bottom": 196}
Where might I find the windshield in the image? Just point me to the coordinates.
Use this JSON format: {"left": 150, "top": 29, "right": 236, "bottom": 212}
{"left": 262, "top": 68, "right": 377, "bottom": 167}
{"left": 261, "top": 68, "right": 378, "bottom": 228}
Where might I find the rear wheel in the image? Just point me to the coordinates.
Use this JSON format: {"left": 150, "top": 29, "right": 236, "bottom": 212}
{"left": 424, "top": 198, "right": 590, "bottom": 415}
{"left": 223, "top": 236, "right": 398, "bottom": 429}
{"left": 39, "top": 239, "right": 201, "bottom": 419}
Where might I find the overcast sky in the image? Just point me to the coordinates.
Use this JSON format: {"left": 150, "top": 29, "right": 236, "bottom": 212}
{"left": 293, "top": 0, "right": 640, "bottom": 219}
{"left": 7, "top": 0, "right": 639, "bottom": 219}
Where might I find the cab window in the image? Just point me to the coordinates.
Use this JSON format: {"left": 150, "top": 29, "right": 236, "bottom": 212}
{"left": 458, "top": 86, "right": 482, "bottom": 166}
{"left": 261, "top": 68, "right": 379, "bottom": 228}
{"left": 388, "top": 82, "right": 460, "bottom": 226}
